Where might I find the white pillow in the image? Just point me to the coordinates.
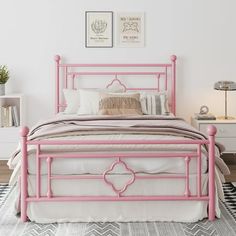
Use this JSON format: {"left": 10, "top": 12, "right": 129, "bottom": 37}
{"left": 77, "top": 89, "right": 101, "bottom": 115}
{"left": 63, "top": 89, "right": 80, "bottom": 114}
{"left": 63, "top": 86, "right": 125, "bottom": 115}
{"left": 140, "top": 92, "right": 169, "bottom": 115}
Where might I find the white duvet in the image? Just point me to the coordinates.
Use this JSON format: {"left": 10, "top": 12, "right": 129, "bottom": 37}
{"left": 8, "top": 114, "right": 229, "bottom": 223}
{"left": 9, "top": 133, "right": 208, "bottom": 186}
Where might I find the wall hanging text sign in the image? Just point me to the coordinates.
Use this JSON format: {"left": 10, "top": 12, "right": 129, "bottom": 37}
{"left": 117, "top": 13, "right": 145, "bottom": 47}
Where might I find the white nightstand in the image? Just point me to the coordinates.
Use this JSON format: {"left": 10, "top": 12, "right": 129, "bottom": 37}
{"left": 0, "top": 94, "right": 25, "bottom": 160}
{"left": 191, "top": 117, "right": 236, "bottom": 154}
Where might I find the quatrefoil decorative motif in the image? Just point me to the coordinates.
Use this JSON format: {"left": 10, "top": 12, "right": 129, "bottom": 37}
{"left": 103, "top": 158, "right": 136, "bottom": 196}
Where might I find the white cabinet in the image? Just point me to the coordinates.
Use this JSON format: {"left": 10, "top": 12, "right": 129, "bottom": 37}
{"left": 0, "top": 94, "right": 24, "bottom": 160}
{"left": 191, "top": 117, "right": 236, "bottom": 154}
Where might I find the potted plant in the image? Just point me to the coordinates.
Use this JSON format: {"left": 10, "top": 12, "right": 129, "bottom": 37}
{"left": 0, "top": 65, "right": 9, "bottom": 96}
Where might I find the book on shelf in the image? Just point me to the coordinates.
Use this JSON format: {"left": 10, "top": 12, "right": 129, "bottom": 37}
{"left": 1, "top": 107, "right": 9, "bottom": 127}
{"left": 12, "top": 106, "right": 20, "bottom": 127}
{"left": 0, "top": 105, "right": 20, "bottom": 127}
{"left": 194, "top": 113, "right": 216, "bottom": 120}
{"left": 8, "top": 106, "right": 13, "bottom": 127}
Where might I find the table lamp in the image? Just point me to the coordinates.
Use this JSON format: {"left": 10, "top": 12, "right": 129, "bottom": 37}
{"left": 214, "top": 81, "right": 236, "bottom": 119}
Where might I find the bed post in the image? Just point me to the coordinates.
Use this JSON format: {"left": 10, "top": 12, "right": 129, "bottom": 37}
{"left": 55, "top": 55, "right": 61, "bottom": 114}
{"left": 171, "top": 55, "right": 177, "bottom": 115}
{"left": 207, "top": 125, "right": 217, "bottom": 221}
{"left": 20, "top": 126, "right": 29, "bottom": 222}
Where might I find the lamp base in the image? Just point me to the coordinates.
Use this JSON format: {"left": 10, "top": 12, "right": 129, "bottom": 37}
{"left": 217, "top": 116, "right": 235, "bottom": 120}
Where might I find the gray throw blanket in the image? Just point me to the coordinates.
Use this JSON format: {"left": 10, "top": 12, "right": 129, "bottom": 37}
{"left": 9, "top": 115, "right": 229, "bottom": 176}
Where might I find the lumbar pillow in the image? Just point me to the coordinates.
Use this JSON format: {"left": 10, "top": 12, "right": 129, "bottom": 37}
{"left": 77, "top": 88, "right": 125, "bottom": 115}
{"left": 98, "top": 93, "right": 143, "bottom": 115}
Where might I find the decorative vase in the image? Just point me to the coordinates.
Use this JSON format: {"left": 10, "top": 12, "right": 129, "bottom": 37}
{"left": 0, "top": 84, "right": 5, "bottom": 96}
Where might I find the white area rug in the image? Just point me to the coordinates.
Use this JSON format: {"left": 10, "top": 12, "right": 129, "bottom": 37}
{"left": 0, "top": 183, "right": 236, "bottom": 236}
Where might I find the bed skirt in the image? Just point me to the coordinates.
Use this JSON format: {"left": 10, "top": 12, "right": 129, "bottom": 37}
{"left": 22, "top": 174, "right": 221, "bottom": 223}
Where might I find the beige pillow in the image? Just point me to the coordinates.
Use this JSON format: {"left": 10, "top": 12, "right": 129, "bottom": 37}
{"left": 98, "top": 93, "right": 143, "bottom": 115}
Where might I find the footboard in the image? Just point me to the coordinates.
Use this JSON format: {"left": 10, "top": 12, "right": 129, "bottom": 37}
{"left": 20, "top": 125, "right": 217, "bottom": 222}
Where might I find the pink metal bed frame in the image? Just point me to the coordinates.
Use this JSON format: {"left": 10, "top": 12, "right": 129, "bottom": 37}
{"left": 20, "top": 55, "right": 217, "bottom": 222}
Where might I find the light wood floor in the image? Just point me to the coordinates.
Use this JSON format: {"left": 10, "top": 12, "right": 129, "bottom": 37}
{"left": 222, "top": 154, "right": 236, "bottom": 182}
{"left": 0, "top": 160, "right": 13, "bottom": 183}
{"left": 0, "top": 156, "right": 236, "bottom": 183}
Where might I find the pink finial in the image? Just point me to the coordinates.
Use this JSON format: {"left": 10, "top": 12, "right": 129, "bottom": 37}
{"left": 171, "top": 55, "right": 177, "bottom": 61}
{"left": 54, "top": 55, "right": 61, "bottom": 62}
{"left": 207, "top": 125, "right": 217, "bottom": 136}
{"left": 20, "top": 126, "right": 29, "bottom": 137}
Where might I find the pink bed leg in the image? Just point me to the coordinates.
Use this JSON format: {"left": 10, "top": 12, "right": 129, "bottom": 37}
{"left": 20, "top": 126, "right": 29, "bottom": 222}
{"left": 207, "top": 125, "right": 217, "bottom": 221}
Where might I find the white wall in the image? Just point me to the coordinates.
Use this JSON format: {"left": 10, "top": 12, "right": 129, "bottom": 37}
{"left": 1, "top": 0, "right": 236, "bottom": 126}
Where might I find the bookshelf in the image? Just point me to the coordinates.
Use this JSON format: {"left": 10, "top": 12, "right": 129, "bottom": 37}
{"left": 0, "top": 94, "right": 25, "bottom": 160}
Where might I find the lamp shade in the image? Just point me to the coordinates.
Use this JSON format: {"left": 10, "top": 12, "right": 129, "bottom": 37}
{"left": 214, "top": 81, "right": 236, "bottom": 91}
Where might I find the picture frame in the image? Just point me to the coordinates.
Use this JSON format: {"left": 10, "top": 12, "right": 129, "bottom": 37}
{"left": 85, "top": 11, "right": 113, "bottom": 48}
{"left": 117, "top": 12, "right": 145, "bottom": 47}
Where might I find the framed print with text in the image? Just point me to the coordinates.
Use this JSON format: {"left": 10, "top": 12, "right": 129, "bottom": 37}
{"left": 117, "top": 12, "right": 145, "bottom": 47}
{"left": 85, "top": 11, "right": 113, "bottom": 48}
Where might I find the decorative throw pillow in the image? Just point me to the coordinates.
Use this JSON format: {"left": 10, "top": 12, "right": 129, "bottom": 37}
{"left": 160, "top": 93, "right": 170, "bottom": 114}
{"left": 77, "top": 88, "right": 124, "bottom": 115}
{"left": 98, "top": 93, "right": 143, "bottom": 115}
{"left": 140, "top": 92, "right": 170, "bottom": 115}
{"left": 63, "top": 89, "right": 80, "bottom": 114}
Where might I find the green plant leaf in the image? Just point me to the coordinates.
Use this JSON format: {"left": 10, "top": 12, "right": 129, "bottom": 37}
{"left": 0, "top": 65, "right": 9, "bottom": 84}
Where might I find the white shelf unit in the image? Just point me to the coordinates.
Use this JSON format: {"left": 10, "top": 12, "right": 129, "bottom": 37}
{"left": 0, "top": 94, "right": 24, "bottom": 160}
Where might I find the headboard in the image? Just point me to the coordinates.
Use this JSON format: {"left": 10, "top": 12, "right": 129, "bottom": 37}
{"left": 54, "top": 55, "right": 177, "bottom": 115}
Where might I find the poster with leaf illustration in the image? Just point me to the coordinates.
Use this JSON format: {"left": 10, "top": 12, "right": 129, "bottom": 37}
{"left": 85, "top": 11, "right": 113, "bottom": 48}
{"left": 117, "top": 13, "right": 145, "bottom": 47}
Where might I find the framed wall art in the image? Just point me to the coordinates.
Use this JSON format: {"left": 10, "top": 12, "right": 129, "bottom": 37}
{"left": 85, "top": 11, "right": 113, "bottom": 48}
{"left": 117, "top": 12, "right": 145, "bottom": 47}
